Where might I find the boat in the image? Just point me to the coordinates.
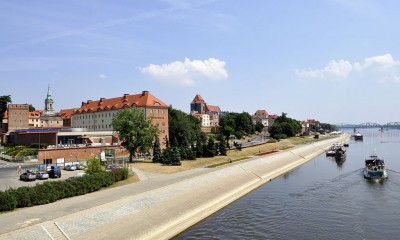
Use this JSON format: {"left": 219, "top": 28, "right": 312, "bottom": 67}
{"left": 335, "top": 145, "right": 346, "bottom": 159}
{"left": 326, "top": 143, "right": 346, "bottom": 157}
{"left": 326, "top": 144, "right": 338, "bottom": 156}
{"left": 354, "top": 132, "right": 363, "bottom": 140}
{"left": 363, "top": 153, "right": 388, "bottom": 180}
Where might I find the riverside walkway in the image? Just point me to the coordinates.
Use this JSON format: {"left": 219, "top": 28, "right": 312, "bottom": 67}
{"left": 0, "top": 134, "right": 349, "bottom": 240}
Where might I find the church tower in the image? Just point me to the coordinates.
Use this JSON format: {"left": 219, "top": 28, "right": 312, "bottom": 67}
{"left": 44, "top": 85, "right": 54, "bottom": 116}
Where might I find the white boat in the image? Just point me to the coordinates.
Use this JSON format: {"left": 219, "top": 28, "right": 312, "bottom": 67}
{"left": 363, "top": 153, "right": 388, "bottom": 180}
{"left": 354, "top": 132, "right": 363, "bottom": 140}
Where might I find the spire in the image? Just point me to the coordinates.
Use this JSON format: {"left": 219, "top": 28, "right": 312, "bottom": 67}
{"left": 47, "top": 84, "right": 51, "bottom": 98}
{"left": 43, "top": 84, "right": 54, "bottom": 116}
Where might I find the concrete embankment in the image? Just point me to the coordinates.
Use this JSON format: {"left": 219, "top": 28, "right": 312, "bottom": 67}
{"left": 0, "top": 134, "right": 349, "bottom": 240}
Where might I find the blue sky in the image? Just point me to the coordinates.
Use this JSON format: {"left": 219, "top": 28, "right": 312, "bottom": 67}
{"left": 2, "top": 0, "right": 400, "bottom": 124}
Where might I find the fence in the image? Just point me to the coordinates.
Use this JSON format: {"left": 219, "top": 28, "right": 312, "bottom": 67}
{"left": 0, "top": 153, "right": 38, "bottom": 163}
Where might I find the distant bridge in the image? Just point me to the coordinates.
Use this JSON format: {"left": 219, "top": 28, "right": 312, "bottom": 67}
{"left": 336, "top": 122, "right": 400, "bottom": 129}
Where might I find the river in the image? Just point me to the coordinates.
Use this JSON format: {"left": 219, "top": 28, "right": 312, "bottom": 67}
{"left": 175, "top": 128, "right": 400, "bottom": 239}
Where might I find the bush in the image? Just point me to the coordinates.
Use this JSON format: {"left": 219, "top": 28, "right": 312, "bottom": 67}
{"left": 0, "top": 190, "right": 17, "bottom": 212}
{"left": 110, "top": 168, "right": 129, "bottom": 182}
{"left": 11, "top": 186, "right": 33, "bottom": 208}
{"left": 0, "top": 168, "right": 129, "bottom": 212}
{"left": 30, "top": 143, "right": 48, "bottom": 149}
{"left": 16, "top": 148, "right": 38, "bottom": 157}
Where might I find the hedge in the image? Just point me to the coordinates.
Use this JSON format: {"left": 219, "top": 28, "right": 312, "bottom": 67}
{"left": 0, "top": 168, "right": 129, "bottom": 212}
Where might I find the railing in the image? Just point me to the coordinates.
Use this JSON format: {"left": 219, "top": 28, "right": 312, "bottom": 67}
{"left": 0, "top": 153, "right": 38, "bottom": 163}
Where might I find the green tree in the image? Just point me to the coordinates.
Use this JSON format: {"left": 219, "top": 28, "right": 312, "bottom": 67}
{"left": 168, "top": 107, "right": 202, "bottom": 147}
{"left": 269, "top": 113, "right": 302, "bottom": 139}
{"left": 255, "top": 122, "right": 265, "bottom": 133}
{"left": 205, "top": 136, "right": 217, "bottom": 157}
{"left": 171, "top": 146, "right": 181, "bottom": 165}
{"left": 28, "top": 104, "right": 35, "bottom": 112}
{"left": 85, "top": 158, "right": 103, "bottom": 174}
{"left": 112, "top": 108, "right": 159, "bottom": 162}
{"left": 0, "top": 95, "right": 11, "bottom": 127}
{"left": 217, "top": 134, "right": 227, "bottom": 156}
{"left": 152, "top": 137, "right": 162, "bottom": 163}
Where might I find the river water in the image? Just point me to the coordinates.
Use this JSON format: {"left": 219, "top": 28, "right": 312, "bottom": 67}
{"left": 175, "top": 129, "right": 400, "bottom": 239}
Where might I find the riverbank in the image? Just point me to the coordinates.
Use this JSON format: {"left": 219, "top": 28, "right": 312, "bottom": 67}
{"left": 0, "top": 134, "right": 349, "bottom": 240}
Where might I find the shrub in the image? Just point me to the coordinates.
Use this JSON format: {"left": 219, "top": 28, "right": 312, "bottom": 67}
{"left": 11, "top": 186, "right": 33, "bottom": 208}
{"left": 16, "top": 148, "right": 38, "bottom": 157}
{"left": 0, "top": 190, "right": 17, "bottom": 212}
{"left": 85, "top": 158, "right": 104, "bottom": 175}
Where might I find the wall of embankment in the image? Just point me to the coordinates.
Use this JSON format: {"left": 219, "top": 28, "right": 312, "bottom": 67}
{"left": 0, "top": 134, "right": 349, "bottom": 240}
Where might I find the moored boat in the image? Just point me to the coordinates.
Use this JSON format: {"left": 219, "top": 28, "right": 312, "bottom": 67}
{"left": 364, "top": 153, "right": 388, "bottom": 180}
{"left": 354, "top": 132, "right": 363, "bottom": 140}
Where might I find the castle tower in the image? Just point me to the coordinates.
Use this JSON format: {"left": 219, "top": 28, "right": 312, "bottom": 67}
{"left": 43, "top": 85, "right": 54, "bottom": 116}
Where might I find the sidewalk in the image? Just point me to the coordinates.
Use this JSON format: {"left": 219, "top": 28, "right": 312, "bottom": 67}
{"left": 0, "top": 134, "right": 349, "bottom": 240}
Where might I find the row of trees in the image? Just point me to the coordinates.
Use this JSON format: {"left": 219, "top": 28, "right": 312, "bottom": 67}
{"left": 268, "top": 113, "right": 302, "bottom": 140}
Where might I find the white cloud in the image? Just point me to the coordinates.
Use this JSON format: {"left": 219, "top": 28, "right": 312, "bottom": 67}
{"left": 99, "top": 74, "right": 107, "bottom": 79}
{"left": 296, "top": 53, "right": 400, "bottom": 82}
{"left": 140, "top": 58, "right": 228, "bottom": 86}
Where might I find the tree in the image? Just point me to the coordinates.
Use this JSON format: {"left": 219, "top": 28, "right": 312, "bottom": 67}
{"left": 205, "top": 136, "right": 217, "bottom": 157}
{"left": 217, "top": 134, "right": 227, "bottom": 156}
{"left": 255, "top": 122, "right": 265, "bottom": 133}
{"left": 112, "top": 108, "right": 159, "bottom": 163}
{"left": 168, "top": 107, "right": 202, "bottom": 147}
{"left": 152, "top": 137, "right": 162, "bottom": 163}
{"left": 269, "top": 113, "right": 302, "bottom": 139}
{"left": 28, "top": 104, "right": 35, "bottom": 112}
{"left": 85, "top": 158, "right": 103, "bottom": 175}
{"left": 0, "top": 95, "right": 11, "bottom": 127}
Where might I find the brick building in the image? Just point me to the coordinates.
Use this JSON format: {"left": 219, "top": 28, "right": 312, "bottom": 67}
{"left": 72, "top": 91, "right": 169, "bottom": 147}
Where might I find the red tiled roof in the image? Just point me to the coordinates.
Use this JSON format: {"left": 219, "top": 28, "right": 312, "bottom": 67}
{"left": 206, "top": 105, "right": 221, "bottom": 112}
{"left": 254, "top": 110, "right": 268, "bottom": 116}
{"left": 74, "top": 91, "right": 168, "bottom": 114}
{"left": 29, "top": 110, "right": 43, "bottom": 118}
{"left": 191, "top": 94, "right": 205, "bottom": 103}
{"left": 59, "top": 109, "right": 75, "bottom": 119}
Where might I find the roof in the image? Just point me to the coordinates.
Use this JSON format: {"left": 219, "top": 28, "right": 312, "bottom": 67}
{"left": 254, "top": 110, "right": 268, "bottom": 116}
{"left": 206, "top": 105, "right": 221, "bottom": 112}
{"left": 29, "top": 110, "right": 43, "bottom": 118}
{"left": 59, "top": 109, "right": 75, "bottom": 119}
{"left": 191, "top": 94, "right": 205, "bottom": 103}
{"left": 74, "top": 91, "right": 168, "bottom": 114}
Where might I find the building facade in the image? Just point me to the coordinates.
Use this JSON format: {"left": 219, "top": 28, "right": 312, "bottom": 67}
{"left": 190, "top": 94, "right": 221, "bottom": 130}
{"left": 72, "top": 91, "right": 169, "bottom": 147}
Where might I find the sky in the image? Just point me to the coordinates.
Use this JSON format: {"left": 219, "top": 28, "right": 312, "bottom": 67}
{"left": 2, "top": 0, "right": 400, "bottom": 125}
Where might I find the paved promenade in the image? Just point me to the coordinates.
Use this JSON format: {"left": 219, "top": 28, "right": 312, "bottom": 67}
{"left": 0, "top": 134, "right": 349, "bottom": 240}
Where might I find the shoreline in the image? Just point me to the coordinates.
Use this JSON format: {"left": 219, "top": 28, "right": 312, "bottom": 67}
{"left": 0, "top": 134, "right": 350, "bottom": 240}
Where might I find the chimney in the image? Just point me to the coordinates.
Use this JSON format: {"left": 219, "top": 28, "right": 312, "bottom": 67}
{"left": 142, "top": 90, "right": 149, "bottom": 96}
{"left": 81, "top": 101, "right": 86, "bottom": 107}
{"left": 87, "top": 100, "right": 92, "bottom": 104}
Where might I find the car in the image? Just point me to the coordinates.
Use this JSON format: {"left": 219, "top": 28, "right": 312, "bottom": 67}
{"left": 36, "top": 171, "right": 49, "bottom": 180}
{"left": 20, "top": 171, "right": 36, "bottom": 181}
{"left": 64, "top": 164, "right": 77, "bottom": 171}
{"left": 74, "top": 164, "right": 85, "bottom": 170}
{"left": 48, "top": 165, "right": 62, "bottom": 178}
{"left": 106, "top": 164, "right": 122, "bottom": 171}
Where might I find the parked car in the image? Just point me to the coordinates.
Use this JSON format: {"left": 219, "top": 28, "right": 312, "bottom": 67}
{"left": 20, "top": 171, "right": 36, "bottom": 181}
{"left": 106, "top": 164, "right": 122, "bottom": 171}
{"left": 48, "top": 166, "right": 62, "bottom": 178}
{"left": 75, "top": 164, "right": 85, "bottom": 170}
{"left": 36, "top": 171, "right": 49, "bottom": 180}
{"left": 64, "top": 164, "right": 77, "bottom": 171}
